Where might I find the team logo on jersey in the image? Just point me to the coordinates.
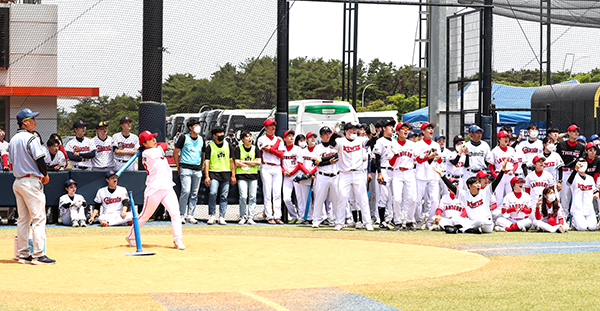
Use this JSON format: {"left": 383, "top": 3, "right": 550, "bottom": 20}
{"left": 97, "top": 145, "right": 111, "bottom": 152}
{"left": 244, "top": 156, "right": 252, "bottom": 161}
{"left": 73, "top": 146, "right": 90, "bottom": 152}
{"left": 399, "top": 151, "right": 414, "bottom": 158}
{"left": 577, "top": 184, "right": 593, "bottom": 191}
{"left": 342, "top": 145, "right": 361, "bottom": 153}
{"left": 470, "top": 151, "right": 486, "bottom": 157}
{"left": 467, "top": 199, "right": 483, "bottom": 208}
{"left": 217, "top": 152, "right": 226, "bottom": 158}
{"left": 496, "top": 157, "right": 516, "bottom": 164}
{"left": 529, "top": 181, "right": 548, "bottom": 188}
{"left": 321, "top": 151, "right": 336, "bottom": 157}
{"left": 445, "top": 205, "right": 464, "bottom": 212}
{"left": 561, "top": 150, "right": 580, "bottom": 157}
{"left": 104, "top": 197, "right": 122, "bottom": 204}
{"left": 543, "top": 162, "right": 555, "bottom": 167}
{"left": 118, "top": 142, "right": 136, "bottom": 149}
{"left": 522, "top": 147, "right": 539, "bottom": 153}
{"left": 508, "top": 203, "right": 528, "bottom": 210}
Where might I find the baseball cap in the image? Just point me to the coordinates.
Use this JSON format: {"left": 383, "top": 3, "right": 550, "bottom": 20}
{"left": 532, "top": 155, "right": 545, "bottom": 163}
{"left": 263, "top": 118, "right": 276, "bottom": 127}
{"left": 476, "top": 170, "right": 489, "bottom": 178}
{"left": 396, "top": 122, "right": 413, "bottom": 132}
{"left": 139, "top": 130, "right": 158, "bottom": 145}
{"left": 306, "top": 132, "right": 317, "bottom": 139}
{"left": 510, "top": 176, "right": 525, "bottom": 187}
{"left": 105, "top": 171, "right": 117, "bottom": 179}
{"left": 283, "top": 129, "right": 295, "bottom": 138}
{"left": 585, "top": 142, "right": 596, "bottom": 150}
{"left": 453, "top": 135, "right": 464, "bottom": 145}
{"left": 420, "top": 122, "right": 436, "bottom": 132}
{"left": 64, "top": 179, "right": 78, "bottom": 188}
{"left": 73, "top": 120, "right": 87, "bottom": 129}
{"left": 591, "top": 134, "right": 599, "bottom": 141}
{"left": 95, "top": 121, "right": 109, "bottom": 129}
{"left": 187, "top": 118, "right": 200, "bottom": 128}
{"left": 360, "top": 123, "right": 368, "bottom": 129}
{"left": 344, "top": 122, "right": 360, "bottom": 131}
{"left": 120, "top": 116, "right": 132, "bottom": 124}
{"left": 497, "top": 130, "right": 509, "bottom": 139}
{"left": 434, "top": 134, "right": 446, "bottom": 141}
{"left": 407, "top": 131, "right": 418, "bottom": 139}
{"left": 16, "top": 108, "right": 40, "bottom": 124}
{"left": 383, "top": 119, "right": 396, "bottom": 127}
{"left": 567, "top": 124, "right": 580, "bottom": 132}
{"left": 468, "top": 125, "right": 483, "bottom": 133}
{"left": 319, "top": 126, "right": 333, "bottom": 135}
{"left": 577, "top": 135, "right": 586, "bottom": 143}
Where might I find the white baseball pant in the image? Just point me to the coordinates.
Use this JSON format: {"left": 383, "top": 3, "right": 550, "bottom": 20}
{"left": 283, "top": 173, "right": 302, "bottom": 221}
{"left": 391, "top": 169, "right": 417, "bottom": 224}
{"left": 559, "top": 176, "right": 573, "bottom": 216}
{"left": 297, "top": 179, "right": 314, "bottom": 221}
{"left": 415, "top": 179, "right": 440, "bottom": 227}
{"left": 494, "top": 173, "right": 513, "bottom": 209}
{"left": 496, "top": 217, "right": 533, "bottom": 230}
{"left": 99, "top": 212, "right": 133, "bottom": 226}
{"left": 368, "top": 175, "right": 378, "bottom": 221}
{"left": 533, "top": 219, "right": 568, "bottom": 233}
{"left": 60, "top": 206, "right": 86, "bottom": 226}
{"left": 127, "top": 189, "right": 182, "bottom": 242}
{"left": 438, "top": 216, "right": 471, "bottom": 229}
{"left": 571, "top": 214, "right": 598, "bottom": 231}
{"left": 261, "top": 164, "right": 283, "bottom": 220}
{"left": 337, "top": 171, "right": 372, "bottom": 226}
{"left": 377, "top": 169, "right": 393, "bottom": 220}
{"left": 460, "top": 217, "right": 494, "bottom": 233}
{"left": 312, "top": 173, "right": 339, "bottom": 224}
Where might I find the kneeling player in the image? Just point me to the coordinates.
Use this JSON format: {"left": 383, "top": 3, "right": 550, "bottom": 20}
{"left": 533, "top": 187, "right": 567, "bottom": 233}
{"left": 91, "top": 171, "right": 133, "bottom": 227}
{"left": 494, "top": 177, "right": 533, "bottom": 232}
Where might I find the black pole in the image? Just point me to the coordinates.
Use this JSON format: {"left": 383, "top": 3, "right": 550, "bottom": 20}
{"left": 482, "top": 0, "right": 492, "bottom": 117}
{"left": 546, "top": 0, "right": 551, "bottom": 85}
{"left": 351, "top": 4, "right": 359, "bottom": 109}
{"left": 276, "top": 0, "right": 289, "bottom": 137}
{"left": 142, "top": 0, "right": 162, "bottom": 103}
{"left": 342, "top": 3, "right": 346, "bottom": 101}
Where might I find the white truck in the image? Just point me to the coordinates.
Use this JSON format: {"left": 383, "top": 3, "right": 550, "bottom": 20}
{"left": 287, "top": 100, "right": 359, "bottom": 135}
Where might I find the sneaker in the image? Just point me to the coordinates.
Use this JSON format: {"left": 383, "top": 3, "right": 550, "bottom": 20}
{"left": 406, "top": 222, "right": 416, "bottom": 231}
{"left": 346, "top": 219, "right": 355, "bottom": 228}
{"left": 275, "top": 219, "right": 284, "bottom": 225}
{"left": 355, "top": 222, "right": 364, "bottom": 230}
{"left": 238, "top": 218, "right": 247, "bottom": 225}
{"left": 425, "top": 224, "right": 434, "bottom": 231}
{"left": 207, "top": 215, "right": 216, "bottom": 225}
{"left": 219, "top": 217, "right": 227, "bottom": 225}
{"left": 333, "top": 224, "right": 343, "bottom": 231}
{"left": 444, "top": 225, "right": 458, "bottom": 234}
{"left": 267, "top": 219, "right": 276, "bottom": 225}
{"left": 181, "top": 215, "right": 186, "bottom": 224}
{"left": 521, "top": 226, "right": 528, "bottom": 232}
{"left": 127, "top": 220, "right": 133, "bottom": 226}
{"left": 32, "top": 255, "right": 56, "bottom": 265}
{"left": 101, "top": 221, "right": 109, "bottom": 227}
{"left": 187, "top": 216, "right": 198, "bottom": 224}
{"left": 79, "top": 220, "right": 87, "bottom": 227}
{"left": 392, "top": 225, "right": 402, "bottom": 231}
{"left": 365, "top": 224, "right": 374, "bottom": 231}
{"left": 174, "top": 240, "right": 186, "bottom": 250}
{"left": 288, "top": 219, "right": 297, "bottom": 224}
{"left": 558, "top": 225, "right": 565, "bottom": 233}
{"left": 416, "top": 221, "right": 423, "bottom": 230}
{"left": 379, "top": 222, "right": 390, "bottom": 231}
{"left": 312, "top": 222, "right": 320, "bottom": 228}
{"left": 321, "top": 219, "right": 330, "bottom": 226}
{"left": 18, "top": 255, "right": 32, "bottom": 264}
{"left": 72, "top": 221, "right": 79, "bottom": 227}
{"left": 126, "top": 237, "right": 136, "bottom": 247}
{"left": 247, "top": 218, "right": 256, "bottom": 225}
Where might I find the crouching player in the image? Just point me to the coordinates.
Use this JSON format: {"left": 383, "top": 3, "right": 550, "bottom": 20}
{"left": 494, "top": 177, "right": 534, "bottom": 232}
{"left": 567, "top": 159, "right": 599, "bottom": 231}
{"left": 59, "top": 179, "right": 87, "bottom": 227}
{"left": 533, "top": 187, "right": 566, "bottom": 233}
{"left": 91, "top": 171, "right": 133, "bottom": 226}
{"left": 126, "top": 131, "right": 185, "bottom": 250}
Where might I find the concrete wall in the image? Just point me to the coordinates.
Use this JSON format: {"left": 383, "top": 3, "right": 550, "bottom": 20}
{"left": 8, "top": 95, "right": 57, "bottom": 139}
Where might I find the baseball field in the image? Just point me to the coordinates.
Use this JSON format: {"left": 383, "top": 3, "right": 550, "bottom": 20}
{"left": 1, "top": 223, "right": 600, "bottom": 311}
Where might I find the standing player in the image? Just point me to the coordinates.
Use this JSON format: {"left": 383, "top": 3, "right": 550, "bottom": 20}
{"left": 446, "top": 135, "right": 469, "bottom": 188}
{"left": 297, "top": 132, "right": 318, "bottom": 224}
{"left": 257, "top": 119, "right": 285, "bottom": 224}
{"left": 524, "top": 156, "right": 557, "bottom": 202}
{"left": 494, "top": 177, "right": 534, "bottom": 232}
{"left": 373, "top": 119, "right": 396, "bottom": 230}
{"left": 517, "top": 124, "right": 543, "bottom": 176}
{"left": 388, "top": 122, "right": 418, "bottom": 230}
{"left": 126, "top": 131, "right": 185, "bottom": 250}
{"left": 92, "top": 121, "right": 114, "bottom": 171}
{"left": 541, "top": 136, "right": 563, "bottom": 190}
{"left": 556, "top": 124, "right": 585, "bottom": 215}
{"left": 414, "top": 122, "right": 442, "bottom": 230}
{"left": 332, "top": 122, "right": 374, "bottom": 231}
{"left": 91, "top": 171, "right": 133, "bottom": 226}
{"left": 463, "top": 125, "right": 490, "bottom": 189}
{"left": 312, "top": 126, "right": 340, "bottom": 228}
{"left": 567, "top": 160, "right": 599, "bottom": 231}
{"left": 11, "top": 108, "right": 55, "bottom": 264}
{"left": 112, "top": 116, "right": 139, "bottom": 172}
{"left": 280, "top": 130, "right": 303, "bottom": 224}
{"left": 65, "top": 120, "right": 97, "bottom": 170}
{"left": 487, "top": 130, "right": 518, "bottom": 208}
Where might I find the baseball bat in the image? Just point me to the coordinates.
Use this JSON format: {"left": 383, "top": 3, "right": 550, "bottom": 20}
{"left": 303, "top": 180, "right": 314, "bottom": 221}
{"left": 115, "top": 151, "right": 141, "bottom": 177}
{"left": 125, "top": 191, "right": 155, "bottom": 256}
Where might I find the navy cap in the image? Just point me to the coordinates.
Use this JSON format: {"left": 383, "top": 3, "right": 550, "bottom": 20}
{"left": 407, "top": 131, "right": 418, "bottom": 138}
{"left": 64, "top": 179, "right": 78, "bottom": 188}
{"left": 319, "top": 126, "right": 333, "bottom": 135}
{"left": 16, "top": 108, "right": 39, "bottom": 124}
{"left": 120, "top": 116, "right": 132, "bottom": 124}
{"left": 344, "top": 122, "right": 360, "bottom": 131}
{"left": 105, "top": 171, "right": 117, "bottom": 179}
{"left": 95, "top": 121, "right": 109, "bottom": 129}
{"left": 468, "top": 124, "right": 483, "bottom": 133}
{"left": 383, "top": 119, "right": 396, "bottom": 127}
{"left": 434, "top": 134, "right": 446, "bottom": 141}
{"left": 73, "top": 120, "right": 87, "bottom": 129}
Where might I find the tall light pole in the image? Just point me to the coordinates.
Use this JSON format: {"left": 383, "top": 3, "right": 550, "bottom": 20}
{"left": 361, "top": 83, "right": 375, "bottom": 107}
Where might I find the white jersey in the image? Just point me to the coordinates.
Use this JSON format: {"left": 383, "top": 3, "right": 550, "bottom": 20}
{"left": 513, "top": 149, "right": 524, "bottom": 175}
{"left": 257, "top": 135, "right": 285, "bottom": 165}
{"left": 501, "top": 192, "right": 533, "bottom": 220}
{"left": 313, "top": 142, "right": 338, "bottom": 175}
{"left": 445, "top": 151, "right": 466, "bottom": 177}
{"left": 94, "top": 185, "right": 129, "bottom": 215}
{"left": 458, "top": 187, "right": 494, "bottom": 221}
{"left": 281, "top": 145, "right": 302, "bottom": 173}
{"left": 334, "top": 136, "right": 369, "bottom": 173}
{"left": 301, "top": 146, "right": 318, "bottom": 173}
{"left": 415, "top": 139, "right": 441, "bottom": 181}
{"left": 537, "top": 202, "right": 566, "bottom": 223}
{"left": 438, "top": 148, "right": 452, "bottom": 173}
{"left": 465, "top": 140, "right": 490, "bottom": 171}
{"left": 525, "top": 170, "right": 556, "bottom": 202}
{"left": 487, "top": 146, "right": 517, "bottom": 173}
{"left": 64, "top": 136, "right": 97, "bottom": 169}
{"left": 542, "top": 152, "right": 564, "bottom": 181}
{"left": 570, "top": 173, "right": 597, "bottom": 217}
{"left": 361, "top": 145, "right": 370, "bottom": 171}
{"left": 112, "top": 132, "right": 139, "bottom": 162}
{"left": 92, "top": 136, "right": 114, "bottom": 169}
{"left": 373, "top": 137, "right": 394, "bottom": 168}
{"left": 59, "top": 193, "right": 86, "bottom": 212}
{"left": 517, "top": 139, "right": 543, "bottom": 166}
{"left": 438, "top": 193, "right": 466, "bottom": 219}
{"left": 44, "top": 147, "right": 66, "bottom": 169}
{"left": 389, "top": 139, "right": 418, "bottom": 170}
{"left": 142, "top": 145, "right": 175, "bottom": 196}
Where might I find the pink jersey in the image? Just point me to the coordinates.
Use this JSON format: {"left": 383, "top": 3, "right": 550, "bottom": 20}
{"left": 525, "top": 170, "right": 556, "bottom": 201}
{"left": 281, "top": 145, "right": 302, "bottom": 173}
{"left": 501, "top": 192, "right": 533, "bottom": 220}
{"left": 389, "top": 139, "right": 418, "bottom": 170}
{"left": 142, "top": 145, "right": 175, "bottom": 196}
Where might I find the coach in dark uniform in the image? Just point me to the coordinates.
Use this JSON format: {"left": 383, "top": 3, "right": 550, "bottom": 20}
{"left": 10, "top": 108, "right": 55, "bottom": 265}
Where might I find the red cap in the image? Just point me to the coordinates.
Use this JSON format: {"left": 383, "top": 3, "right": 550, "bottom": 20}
{"left": 139, "top": 130, "right": 158, "bottom": 145}
{"left": 263, "top": 118, "right": 276, "bottom": 127}
{"left": 510, "top": 176, "right": 525, "bottom": 187}
{"left": 586, "top": 142, "right": 596, "bottom": 150}
{"left": 532, "top": 155, "right": 546, "bottom": 163}
{"left": 567, "top": 124, "right": 580, "bottom": 132}
{"left": 306, "top": 132, "right": 317, "bottom": 139}
{"left": 283, "top": 129, "right": 295, "bottom": 138}
{"left": 476, "top": 170, "right": 489, "bottom": 178}
{"left": 497, "top": 130, "right": 509, "bottom": 139}
{"left": 420, "top": 122, "right": 436, "bottom": 132}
